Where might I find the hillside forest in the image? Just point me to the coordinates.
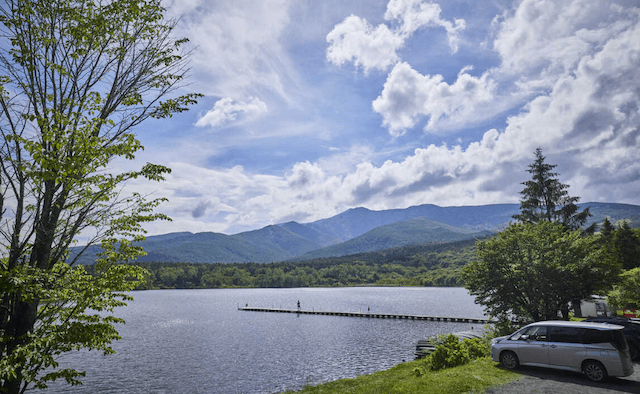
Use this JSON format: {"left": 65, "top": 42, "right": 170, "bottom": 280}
{"left": 127, "top": 239, "right": 480, "bottom": 289}
{"left": 122, "top": 220, "right": 640, "bottom": 290}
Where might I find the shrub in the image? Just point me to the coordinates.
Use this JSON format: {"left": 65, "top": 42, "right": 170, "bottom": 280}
{"left": 426, "top": 331, "right": 492, "bottom": 371}
{"left": 428, "top": 334, "right": 470, "bottom": 371}
{"left": 464, "top": 338, "right": 488, "bottom": 359}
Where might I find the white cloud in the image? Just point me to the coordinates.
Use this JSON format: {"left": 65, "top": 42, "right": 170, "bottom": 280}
{"left": 195, "top": 97, "right": 268, "bottom": 128}
{"left": 492, "top": 0, "right": 631, "bottom": 80}
{"left": 286, "top": 161, "right": 327, "bottom": 188}
{"left": 362, "top": 0, "right": 640, "bottom": 135}
{"left": 182, "top": 1, "right": 639, "bottom": 232}
{"left": 372, "top": 62, "right": 495, "bottom": 135}
{"left": 166, "top": 0, "right": 295, "bottom": 100}
{"left": 128, "top": 0, "right": 640, "bottom": 237}
{"left": 326, "top": 15, "right": 403, "bottom": 73}
{"left": 384, "top": 0, "right": 465, "bottom": 52}
{"left": 326, "top": 0, "right": 465, "bottom": 73}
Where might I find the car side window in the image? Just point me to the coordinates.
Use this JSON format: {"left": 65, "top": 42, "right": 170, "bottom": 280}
{"left": 510, "top": 326, "right": 547, "bottom": 341}
{"left": 549, "top": 326, "right": 582, "bottom": 343}
{"left": 530, "top": 326, "right": 547, "bottom": 341}
{"left": 581, "top": 328, "right": 611, "bottom": 344}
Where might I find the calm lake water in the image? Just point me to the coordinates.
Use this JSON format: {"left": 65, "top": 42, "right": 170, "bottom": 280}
{"left": 45, "top": 287, "right": 486, "bottom": 394}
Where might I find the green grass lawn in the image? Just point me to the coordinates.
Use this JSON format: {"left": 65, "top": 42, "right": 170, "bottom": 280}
{"left": 285, "top": 357, "right": 519, "bottom": 394}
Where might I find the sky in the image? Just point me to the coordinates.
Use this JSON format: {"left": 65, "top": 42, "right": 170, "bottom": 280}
{"left": 120, "top": 0, "right": 640, "bottom": 236}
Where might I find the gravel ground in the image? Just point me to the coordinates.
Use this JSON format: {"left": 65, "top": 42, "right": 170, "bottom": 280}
{"left": 484, "top": 361, "right": 640, "bottom": 394}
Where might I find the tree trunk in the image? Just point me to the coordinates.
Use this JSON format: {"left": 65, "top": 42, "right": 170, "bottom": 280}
{"left": 561, "top": 305, "right": 570, "bottom": 321}
{"left": 572, "top": 300, "right": 583, "bottom": 318}
{"left": 2, "top": 299, "right": 39, "bottom": 394}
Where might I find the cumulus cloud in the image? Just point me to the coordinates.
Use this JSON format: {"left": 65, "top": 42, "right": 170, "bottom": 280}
{"left": 372, "top": 63, "right": 495, "bottom": 135}
{"left": 195, "top": 97, "right": 268, "bottom": 128}
{"left": 331, "top": 0, "right": 639, "bottom": 136}
{"left": 286, "top": 161, "right": 327, "bottom": 188}
{"left": 492, "top": 0, "right": 632, "bottom": 88}
{"left": 134, "top": 0, "right": 640, "bottom": 237}
{"left": 326, "top": 0, "right": 465, "bottom": 73}
{"left": 326, "top": 15, "right": 403, "bottom": 73}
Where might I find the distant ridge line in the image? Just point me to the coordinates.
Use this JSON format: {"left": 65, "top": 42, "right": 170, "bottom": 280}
{"left": 69, "top": 202, "right": 640, "bottom": 264}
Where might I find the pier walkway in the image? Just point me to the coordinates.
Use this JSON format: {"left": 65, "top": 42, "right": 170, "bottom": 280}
{"left": 238, "top": 306, "right": 492, "bottom": 324}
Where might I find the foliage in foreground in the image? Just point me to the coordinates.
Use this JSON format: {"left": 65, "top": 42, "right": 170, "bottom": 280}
{"left": 0, "top": 0, "right": 199, "bottom": 392}
{"left": 0, "top": 261, "right": 146, "bottom": 389}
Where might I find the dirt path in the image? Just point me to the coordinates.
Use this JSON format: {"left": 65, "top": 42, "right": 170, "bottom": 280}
{"left": 484, "top": 361, "right": 640, "bottom": 394}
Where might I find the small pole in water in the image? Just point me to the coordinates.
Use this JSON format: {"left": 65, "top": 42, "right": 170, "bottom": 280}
{"left": 297, "top": 300, "right": 301, "bottom": 311}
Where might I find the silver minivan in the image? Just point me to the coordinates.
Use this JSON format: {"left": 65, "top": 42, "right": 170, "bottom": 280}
{"left": 491, "top": 321, "right": 634, "bottom": 382}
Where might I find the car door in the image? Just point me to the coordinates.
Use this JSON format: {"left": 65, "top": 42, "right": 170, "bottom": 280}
{"left": 517, "top": 325, "right": 550, "bottom": 367}
{"left": 547, "top": 325, "right": 585, "bottom": 372}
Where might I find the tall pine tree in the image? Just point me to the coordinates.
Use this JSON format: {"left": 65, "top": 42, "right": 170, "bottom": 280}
{"left": 513, "top": 148, "right": 593, "bottom": 232}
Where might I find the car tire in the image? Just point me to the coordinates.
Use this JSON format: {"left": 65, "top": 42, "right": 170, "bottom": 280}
{"left": 499, "top": 351, "right": 519, "bottom": 370}
{"left": 583, "top": 360, "right": 607, "bottom": 382}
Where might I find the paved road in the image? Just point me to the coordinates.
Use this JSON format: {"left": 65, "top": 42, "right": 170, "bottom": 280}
{"left": 485, "top": 361, "right": 640, "bottom": 394}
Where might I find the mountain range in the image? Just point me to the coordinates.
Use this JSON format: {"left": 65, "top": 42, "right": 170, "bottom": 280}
{"left": 72, "top": 202, "right": 640, "bottom": 264}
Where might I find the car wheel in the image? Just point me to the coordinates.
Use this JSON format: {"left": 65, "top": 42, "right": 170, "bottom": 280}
{"left": 583, "top": 360, "right": 607, "bottom": 382}
{"left": 499, "top": 351, "right": 519, "bottom": 370}
{"left": 629, "top": 343, "right": 639, "bottom": 361}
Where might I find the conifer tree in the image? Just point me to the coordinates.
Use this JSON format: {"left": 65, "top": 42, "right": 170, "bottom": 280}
{"left": 513, "top": 148, "right": 593, "bottom": 232}
{"left": 601, "top": 217, "right": 615, "bottom": 240}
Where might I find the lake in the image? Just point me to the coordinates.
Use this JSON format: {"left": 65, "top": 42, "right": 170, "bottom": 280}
{"left": 45, "top": 287, "right": 486, "bottom": 394}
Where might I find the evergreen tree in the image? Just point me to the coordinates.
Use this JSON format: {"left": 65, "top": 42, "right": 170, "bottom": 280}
{"left": 513, "top": 148, "right": 592, "bottom": 231}
{"left": 613, "top": 221, "right": 640, "bottom": 270}
{"left": 601, "top": 217, "right": 615, "bottom": 240}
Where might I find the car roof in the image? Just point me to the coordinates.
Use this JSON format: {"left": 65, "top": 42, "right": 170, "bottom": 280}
{"left": 526, "top": 320, "right": 624, "bottom": 330}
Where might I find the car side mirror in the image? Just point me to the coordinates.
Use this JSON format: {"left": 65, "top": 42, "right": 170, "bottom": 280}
{"left": 521, "top": 335, "right": 530, "bottom": 341}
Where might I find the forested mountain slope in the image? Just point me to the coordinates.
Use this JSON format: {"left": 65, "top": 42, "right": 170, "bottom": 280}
{"left": 71, "top": 202, "right": 640, "bottom": 264}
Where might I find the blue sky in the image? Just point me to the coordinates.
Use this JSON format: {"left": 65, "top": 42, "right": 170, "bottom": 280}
{"left": 121, "top": 0, "right": 640, "bottom": 236}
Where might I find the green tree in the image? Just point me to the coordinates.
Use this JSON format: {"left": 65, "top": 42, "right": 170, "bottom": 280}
{"left": 462, "top": 222, "right": 620, "bottom": 325}
{"left": 607, "top": 267, "right": 640, "bottom": 310}
{"left": 600, "top": 217, "right": 615, "bottom": 240}
{"left": 0, "top": 0, "right": 200, "bottom": 392}
{"left": 513, "top": 148, "right": 592, "bottom": 232}
{"left": 612, "top": 221, "right": 640, "bottom": 270}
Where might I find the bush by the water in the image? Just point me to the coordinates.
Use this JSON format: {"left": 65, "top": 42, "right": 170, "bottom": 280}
{"left": 425, "top": 333, "right": 491, "bottom": 371}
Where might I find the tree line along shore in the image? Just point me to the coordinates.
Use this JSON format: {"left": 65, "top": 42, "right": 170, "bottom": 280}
{"left": 120, "top": 238, "right": 479, "bottom": 289}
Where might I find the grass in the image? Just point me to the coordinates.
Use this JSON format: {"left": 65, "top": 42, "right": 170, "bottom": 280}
{"left": 285, "top": 357, "right": 520, "bottom": 394}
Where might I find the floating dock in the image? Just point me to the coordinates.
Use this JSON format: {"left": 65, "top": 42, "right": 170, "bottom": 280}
{"left": 238, "top": 307, "right": 492, "bottom": 324}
